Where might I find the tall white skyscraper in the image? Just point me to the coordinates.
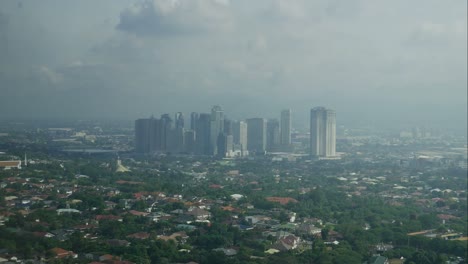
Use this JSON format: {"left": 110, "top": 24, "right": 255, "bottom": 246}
{"left": 310, "top": 107, "right": 336, "bottom": 157}
{"left": 280, "top": 109, "right": 291, "bottom": 147}
{"left": 233, "top": 121, "right": 248, "bottom": 154}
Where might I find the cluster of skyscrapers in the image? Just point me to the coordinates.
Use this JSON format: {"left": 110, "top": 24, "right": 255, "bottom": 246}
{"left": 135, "top": 106, "right": 336, "bottom": 158}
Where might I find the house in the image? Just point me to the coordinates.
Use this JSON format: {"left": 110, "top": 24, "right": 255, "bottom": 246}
{"left": 104, "top": 201, "right": 117, "bottom": 209}
{"left": 0, "top": 161, "right": 21, "bottom": 170}
{"left": 245, "top": 215, "right": 271, "bottom": 225}
{"left": 266, "top": 197, "right": 298, "bottom": 205}
{"left": 74, "top": 223, "right": 96, "bottom": 232}
{"left": 96, "top": 215, "right": 123, "bottom": 222}
{"left": 50, "top": 229, "right": 73, "bottom": 241}
{"left": 271, "top": 235, "right": 300, "bottom": 252}
{"left": 158, "top": 231, "right": 189, "bottom": 244}
{"left": 296, "top": 223, "right": 322, "bottom": 236}
{"left": 57, "top": 208, "right": 81, "bottom": 215}
{"left": 126, "top": 232, "right": 150, "bottom": 240}
{"left": 106, "top": 239, "right": 130, "bottom": 247}
{"left": 99, "top": 254, "right": 119, "bottom": 262}
{"left": 186, "top": 207, "right": 210, "bottom": 220}
{"left": 50, "top": 247, "right": 77, "bottom": 259}
{"left": 128, "top": 210, "right": 148, "bottom": 217}
{"left": 374, "top": 243, "right": 394, "bottom": 252}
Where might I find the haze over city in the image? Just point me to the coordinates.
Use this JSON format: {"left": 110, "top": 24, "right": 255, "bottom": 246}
{"left": 0, "top": 0, "right": 466, "bottom": 132}
{"left": 0, "top": 1, "right": 467, "bottom": 263}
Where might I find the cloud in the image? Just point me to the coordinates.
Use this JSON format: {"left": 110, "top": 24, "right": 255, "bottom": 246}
{"left": 117, "top": 0, "right": 233, "bottom": 36}
{"left": 0, "top": 0, "right": 465, "bottom": 131}
{"left": 37, "top": 66, "right": 63, "bottom": 86}
{"left": 0, "top": 11, "right": 9, "bottom": 54}
{"left": 405, "top": 20, "right": 467, "bottom": 49}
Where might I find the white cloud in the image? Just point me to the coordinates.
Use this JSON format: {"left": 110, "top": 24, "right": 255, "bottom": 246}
{"left": 117, "top": 0, "right": 234, "bottom": 36}
{"left": 0, "top": 0, "right": 465, "bottom": 129}
{"left": 37, "top": 66, "right": 63, "bottom": 86}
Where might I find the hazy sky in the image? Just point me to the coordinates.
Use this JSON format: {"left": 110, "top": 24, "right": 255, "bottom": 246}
{"left": 0, "top": 0, "right": 466, "bottom": 131}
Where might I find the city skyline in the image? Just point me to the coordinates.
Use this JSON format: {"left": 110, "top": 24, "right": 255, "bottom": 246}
{"left": 135, "top": 105, "right": 339, "bottom": 157}
{"left": 0, "top": 1, "right": 465, "bottom": 134}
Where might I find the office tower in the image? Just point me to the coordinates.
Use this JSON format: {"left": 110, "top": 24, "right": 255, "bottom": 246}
{"left": 210, "top": 105, "right": 224, "bottom": 155}
{"left": 310, "top": 107, "right": 336, "bottom": 157}
{"left": 217, "top": 133, "right": 233, "bottom": 158}
{"left": 224, "top": 119, "right": 233, "bottom": 136}
{"left": 233, "top": 121, "right": 248, "bottom": 155}
{"left": 247, "top": 118, "right": 267, "bottom": 153}
{"left": 160, "top": 114, "right": 173, "bottom": 152}
{"left": 280, "top": 109, "right": 292, "bottom": 147}
{"left": 174, "top": 112, "right": 185, "bottom": 153}
{"left": 174, "top": 127, "right": 185, "bottom": 153}
{"left": 195, "top": 113, "right": 211, "bottom": 155}
{"left": 190, "top": 112, "right": 199, "bottom": 131}
{"left": 267, "top": 119, "right": 280, "bottom": 151}
{"left": 184, "top": 130, "right": 196, "bottom": 154}
{"left": 175, "top": 112, "right": 184, "bottom": 129}
{"left": 135, "top": 117, "right": 159, "bottom": 153}
{"left": 135, "top": 118, "right": 151, "bottom": 153}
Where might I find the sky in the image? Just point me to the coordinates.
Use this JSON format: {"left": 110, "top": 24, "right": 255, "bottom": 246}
{"left": 0, "top": 0, "right": 466, "bottom": 132}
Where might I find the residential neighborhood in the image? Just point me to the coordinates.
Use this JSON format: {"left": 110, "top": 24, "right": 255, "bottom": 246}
{"left": 0, "top": 122, "right": 466, "bottom": 263}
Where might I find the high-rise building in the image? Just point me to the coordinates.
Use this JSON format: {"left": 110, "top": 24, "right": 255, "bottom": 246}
{"left": 135, "top": 117, "right": 160, "bottom": 153}
{"left": 217, "top": 133, "right": 233, "bottom": 158}
{"left": 310, "top": 107, "right": 336, "bottom": 157}
{"left": 184, "top": 130, "right": 196, "bottom": 154}
{"left": 160, "top": 114, "right": 173, "bottom": 152}
{"left": 247, "top": 118, "right": 266, "bottom": 153}
{"left": 135, "top": 118, "right": 150, "bottom": 153}
{"left": 233, "top": 121, "right": 248, "bottom": 155}
{"left": 280, "top": 109, "right": 291, "bottom": 147}
{"left": 174, "top": 112, "right": 185, "bottom": 152}
{"left": 195, "top": 113, "right": 211, "bottom": 155}
{"left": 267, "top": 119, "right": 280, "bottom": 151}
{"left": 190, "top": 112, "right": 199, "bottom": 131}
{"left": 210, "top": 105, "right": 224, "bottom": 155}
{"left": 175, "top": 112, "right": 184, "bottom": 129}
{"left": 224, "top": 119, "right": 233, "bottom": 136}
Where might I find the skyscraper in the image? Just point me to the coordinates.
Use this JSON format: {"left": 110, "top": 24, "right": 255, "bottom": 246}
{"left": 190, "top": 112, "right": 199, "bottom": 131}
{"left": 184, "top": 130, "right": 196, "bottom": 154}
{"left": 174, "top": 112, "right": 185, "bottom": 152}
{"left": 160, "top": 114, "right": 173, "bottom": 152}
{"left": 195, "top": 113, "right": 211, "bottom": 155}
{"left": 233, "top": 121, "right": 248, "bottom": 155}
{"left": 267, "top": 119, "right": 280, "bottom": 151}
{"left": 280, "top": 109, "right": 291, "bottom": 147}
{"left": 135, "top": 118, "right": 150, "bottom": 153}
{"left": 135, "top": 117, "right": 160, "bottom": 153}
{"left": 224, "top": 119, "right": 233, "bottom": 136}
{"left": 210, "top": 105, "right": 224, "bottom": 155}
{"left": 217, "top": 133, "right": 233, "bottom": 158}
{"left": 247, "top": 118, "right": 266, "bottom": 153}
{"left": 175, "top": 112, "right": 184, "bottom": 129}
{"left": 310, "top": 107, "right": 336, "bottom": 157}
